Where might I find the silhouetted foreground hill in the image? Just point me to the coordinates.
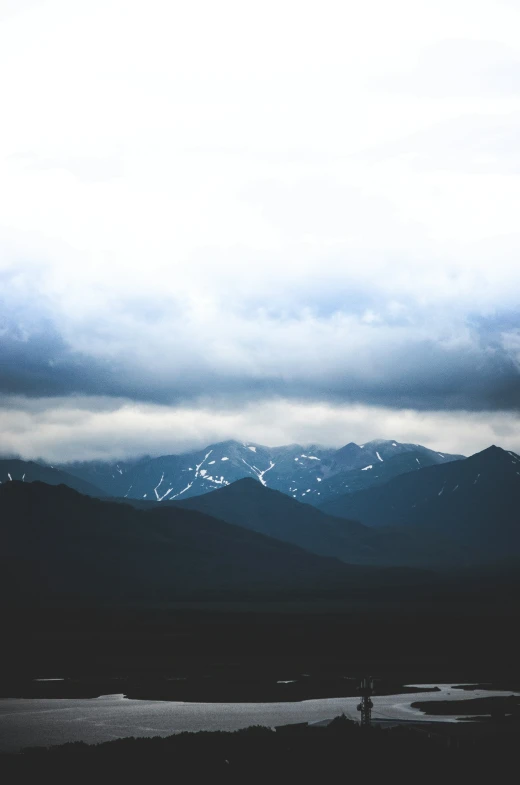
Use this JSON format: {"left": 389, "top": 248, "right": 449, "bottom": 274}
{"left": 1, "top": 716, "right": 518, "bottom": 785}
{"left": 171, "top": 477, "right": 461, "bottom": 567}
{"left": 320, "top": 446, "right": 520, "bottom": 564}
{"left": 0, "top": 482, "right": 426, "bottom": 607}
{"left": 168, "top": 479, "right": 434, "bottom": 565}
{"left": 172, "top": 478, "right": 388, "bottom": 563}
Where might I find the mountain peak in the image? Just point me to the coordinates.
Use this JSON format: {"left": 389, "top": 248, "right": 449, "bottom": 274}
{"left": 49, "top": 438, "right": 464, "bottom": 505}
{"left": 471, "top": 444, "right": 515, "bottom": 462}
{"left": 231, "top": 476, "right": 262, "bottom": 487}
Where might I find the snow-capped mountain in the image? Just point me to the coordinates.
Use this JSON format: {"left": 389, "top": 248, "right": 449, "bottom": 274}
{"left": 58, "top": 439, "right": 463, "bottom": 503}
{"left": 300, "top": 442, "right": 465, "bottom": 505}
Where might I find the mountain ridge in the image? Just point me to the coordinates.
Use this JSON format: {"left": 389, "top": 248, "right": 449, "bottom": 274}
{"left": 52, "top": 438, "right": 464, "bottom": 503}
{"left": 0, "top": 481, "right": 429, "bottom": 607}
{"left": 170, "top": 476, "right": 472, "bottom": 568}
{"left": 0, "top": 458, "right": 107, "bottom": 498}
{"left": 319, "top": 445, "right": 520, "bottom": 564}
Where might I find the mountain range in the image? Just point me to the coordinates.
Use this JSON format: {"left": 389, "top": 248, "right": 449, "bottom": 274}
{"left": 170, "top": 478, "right": 397, "bottom": 565}
{"left": 169, "top": 477, "right": 466, "bottom": 568}
{"left": 0, "top": 458, "right": 107, "bottom": 498}
{"left": 43, "top": 438, "right": 463, "bottom": 504}
{"left": 0, "top": 441, "right": 520, "bottom": 580}
{"left": 0, "top": 481, "right": 427, "bottom": 607}
{"left": 320, "top": 445, "right": 520, "bottom": 563}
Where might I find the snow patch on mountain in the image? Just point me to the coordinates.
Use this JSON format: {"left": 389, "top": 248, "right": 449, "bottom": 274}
{"left": 52, "top": 438, "right": 465, "bottom": 505}
{"left": 170, "top": 481, "right": 194, "bottom": 499}
{"left": 241, "top": 458, "right": 276, "bottom": 487}
{"left": 194, "top": 451, "right": 213, "bottom": 478}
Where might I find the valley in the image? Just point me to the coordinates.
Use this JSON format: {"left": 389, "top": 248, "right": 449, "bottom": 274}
{"left": 1, "top": 438, "right": 519, "bottom": 768}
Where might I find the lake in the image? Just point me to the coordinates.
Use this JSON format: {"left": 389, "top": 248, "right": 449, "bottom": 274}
{"left": 0, "top": 685, "right": 515, "bottom": 752}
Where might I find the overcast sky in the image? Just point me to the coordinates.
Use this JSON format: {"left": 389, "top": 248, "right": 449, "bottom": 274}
{"left": 1, "top": 0, "right": 520, "bottom": 462}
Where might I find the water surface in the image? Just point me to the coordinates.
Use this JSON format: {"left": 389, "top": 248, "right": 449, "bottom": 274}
{"left": 0, "top": 686, "right": 514, "bottom": 753}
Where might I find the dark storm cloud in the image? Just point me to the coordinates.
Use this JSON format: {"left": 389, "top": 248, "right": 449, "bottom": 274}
{"left": 0, "top": 315, "right": 117, "bottom": 398}
{"left": 1, "top": 301, "right": 519, "bottom": 413}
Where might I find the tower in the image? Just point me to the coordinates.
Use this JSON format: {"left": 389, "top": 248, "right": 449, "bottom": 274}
{"left": 357, "top": 676, "right": 374, "bottom": 726}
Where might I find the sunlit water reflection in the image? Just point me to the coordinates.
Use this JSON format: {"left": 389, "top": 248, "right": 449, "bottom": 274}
{"left": 0, "top": 685, "right": 517, "bottom": 752}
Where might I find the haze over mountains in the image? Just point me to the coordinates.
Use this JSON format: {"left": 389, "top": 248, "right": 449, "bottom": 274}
{"left": 41, "top": 438, "right": 463, "bottom": 505}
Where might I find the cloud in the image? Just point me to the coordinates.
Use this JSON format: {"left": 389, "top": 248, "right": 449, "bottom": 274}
{"left": 1, "top": 0, "right": 520, "bottom": 458}
{"left": 1, "top": 287, "right": 519, "bottom": 412}
{"left": 1, "top": 395, "right": 519, "bottom": 463}
{"left": 377, "top": 38, "right": 520, "bottom": 98}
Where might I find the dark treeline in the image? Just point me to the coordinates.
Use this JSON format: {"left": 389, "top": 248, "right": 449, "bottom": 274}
{"left": 1, "top": 716, "right": 519, "bottom": 785}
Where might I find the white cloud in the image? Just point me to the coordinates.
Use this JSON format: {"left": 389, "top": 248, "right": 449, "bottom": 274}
{"left": 2, "top": 2, "right": 520, "bottom": 305}
{"left": 1, "top": 395, "right": 519, "bottom": 462}
{"left": 1, "top": 0, "right": 520, "bottom": 455}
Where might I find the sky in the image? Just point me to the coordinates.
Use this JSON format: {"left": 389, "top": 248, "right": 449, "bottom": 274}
{"left": 1, "top": 0, "right": 520, "bottom": 462}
